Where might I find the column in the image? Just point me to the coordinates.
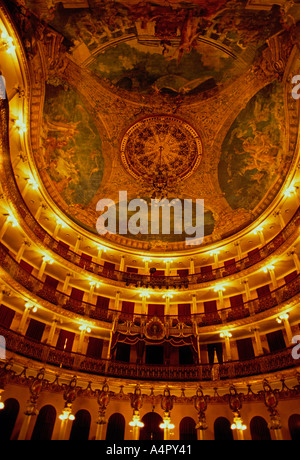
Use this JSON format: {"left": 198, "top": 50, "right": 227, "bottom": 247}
{"left": 58, "top": 406, "right": 75, "bottom": 440}
{"left": 16, "top": 239, "right": 30, "bottom": 263}
{"left": 220, "top": 331, "right": 232, "bottom": 361}
{"left": 38, "top": 255, "right": 53, "bottom": 279}
{"left": 231, "top": 416, "right": 247, "bottom": 440}
{"left": 35, "top": 203, "right": 47, "bottom": 221}
{"left": 234, "top": 241, "right": 243, "bottom": 260}
{"left": 160, "top": 415, "right": 175, "bottom": 441}
{"left": 214, "top": 286, "right": 225, "bottom": 308}
{"left": 273, "top": 210, "right": 285, "bottom": 229}
{"left": 18, "top": 402, "right": 38, "bottom": 440}
{"left": 119, "top": 255, "right": 125, "bottom": 272}
{"left": 95, "top": 414, "right": 107, "bottom": 441}
{"left": 189, "top": 258, "right": 195, "bottom": 275}
{"left": 210, "top": 250, "right": 220, "bottom": 268}
{"left": 17, "top": 302, "right": 34, "bottom": 334}
{"left": 88, "top": 281, "right": 100, "bottom": 303}
{"left": 140, "top": 293, "right": 149, "bottom": 315}
{"left": 191, "top": 294, "right": 197, "bottom": 314}
{"left": 52, "top": 221, "right": 62, "bottom": 239}
{"left": 74, "top": 235, "right": 82, "bottom": 253}
{"left": 129, "top": 412, "right": 144, "bottom": 440}
{"left": 62, "top": 273, "right": 72, "bottom": 293}
{"left": 263, "top": 265, "right": 278, "bottom": 290}
{"left": 269, "top": 415, "right": 283, "bottom": 440}
{"left": 115, "top": 291, "right": 121, "bottom": 311}
{"left": 164, "top": 294, "right": 172, "bottom": 316}
{"left": 250, "top": 327, "right": 264, "bottom": 356}
{"left": 164, "top": 259, "right": 172, "bottom": 276}
{"left": 46, "top": 318, "right": 58, "bottom": 346}
{"left": 277, "top": 313, "right": 293, "bottom": 344}
{"left": 254, "top": 228, "right": 265, "bottom": 246}
{"left": 0, "top": 214, "right": 18, "bottom": 240}
{"left": 143, "top": 258, "right": 152, "bottom": 274}
{"left": 105, "top": 332, "right": 113, "bottom": 374}
{"left": 289, "top": 249, "right": 300, "bottom": 273}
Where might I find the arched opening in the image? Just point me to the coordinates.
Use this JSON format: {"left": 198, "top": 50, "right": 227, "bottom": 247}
{"left": 179, "top": 417, "right": 197, "bottom": 440}
{"left": 69, "top": 409, "right": 91, "bottom": 440}
{"left": 106, "top": 413, "right": 125, "bottom": 441}
{"left": 250, "top": 416, "right": 271, "bottom": 440}
{"left": 0, "top": 398, "right": 20, "bottom": 440}
{"left": 140, "top": 412, "right": 164, "bottom": 441}
{"left": 288, "top": 414, "right": 300, "bottom": 440}
{"left": 214, "top": 417, "right": 233, "bottom": 441}
{"left": 31, "top": 405, "right": 56, "bottom": 440}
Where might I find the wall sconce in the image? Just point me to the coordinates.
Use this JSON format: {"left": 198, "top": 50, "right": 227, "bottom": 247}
{"left": 0, "top": 31, "right": 15, "bottom": 55}
{"left": 139, "top": 291, "right": 150, "bottom": 299}
{"left": 0, "top": 397, "right": 4, "bottom": 410}
{"left": 276, "top": 313, "right": 289, "bottom": 324}
{"left": 42, "top": 255, "right": 54, "bottom": 265}
{"left": 263, "top": 264, "right": 275, "bottom": 273}
{"left": 284, "top": 185, "right": 297, "bottom": 198}
{"left": 14, "top": 119, "right": 27, "bottom": 135}
{"left": 59, "top": 410, "right": 75, "bottom": 421}
{"left": 231, "top": 420, "right": 247, "bottom": 431}
{"left": 214, "top": 285, "right": 226, "bottom": 293}
{"left": 79, "top": 324, "right": 91, "bottom": 333}
{"left": 89, "top": 281, "right": 101, "bottom": 289}
{"left": 220, "top": 331, "right": 232, "bottom": 339}
{"left": 7, "top": 214, "right": 18, "bottom": 227}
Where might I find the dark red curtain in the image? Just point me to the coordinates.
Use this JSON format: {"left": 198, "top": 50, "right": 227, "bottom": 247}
{"left": 86, "top": 337, "right": 103, "bottom": 359}
{"left": 56, "top": 329, "right": 75, "bottom": 352}
{"left": 230, "top": 295, "right": 244, "bottom": 308}
{"left": 25, "top": 319, "right": 45, "bottom": 342}
{"left": 148, "top": 304, "right": 164, "bottom": 319}
{"left": 96, "top": 296, "right": 110, "bottom": 308}
{"left": 204, "top": 300, "right": 217, "bottom": 314}
{"left": 236, "top": 338, "right": 255, "bottom": 361}
{"left": 0, "top": 305, "right": 15, "bottom": 328}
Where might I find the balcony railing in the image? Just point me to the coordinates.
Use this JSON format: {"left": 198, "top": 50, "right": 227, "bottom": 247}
{"left": 0, "top": 325, "right": 297, "bottom": 381}
{"left": 1, "top": 242, "right": 300, "bottom": 328}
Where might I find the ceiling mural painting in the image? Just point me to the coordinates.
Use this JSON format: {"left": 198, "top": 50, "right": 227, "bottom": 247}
{"left": 6, "top": 0, "right": 300, "bottom": 249}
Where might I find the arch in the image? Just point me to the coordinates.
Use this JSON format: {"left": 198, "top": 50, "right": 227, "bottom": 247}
{"left": 250, "top": 416, "right": 271, "bottom": 440}
{"left": 214, "top": 417, "right": 233, "bottom": 441}
{"left": 0, "top": 398, "right": 20, "bottom": 440}
{"left": 69, "top": 409, "right": 91, "bottom": 440}
{"left": 179, "top": 417, "right": 197, "bottom": 441}
{"left": 31, "top": 405, "right": 56, "bottom": 440}
{"left": 106, "top": 413, "right": 125, "bottom": 441}
{"left": 288, "top": 414, "right": 300, "bottom": 440}
{"left": 140, "top": 412, "right": 164, "bottom": 441}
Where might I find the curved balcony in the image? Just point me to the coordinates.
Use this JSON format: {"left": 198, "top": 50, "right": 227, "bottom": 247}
{"left": 1, "top": 241, "right": 300, "bottom": 329}
{"left": 0, "top": 325, "right": 297, "bottom": 382}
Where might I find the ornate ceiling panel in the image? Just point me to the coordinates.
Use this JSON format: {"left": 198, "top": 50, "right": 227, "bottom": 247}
{"left": 6, "top": 0, "right": 300, "bottom": 249}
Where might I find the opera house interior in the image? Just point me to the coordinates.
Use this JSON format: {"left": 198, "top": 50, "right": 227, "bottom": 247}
{"left": 1, "top": 0, "right": 300, "bottom": 442}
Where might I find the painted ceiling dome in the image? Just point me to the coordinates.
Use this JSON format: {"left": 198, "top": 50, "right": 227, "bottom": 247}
{"left": 5, "top": 0, "right": 300, "bottom": 250}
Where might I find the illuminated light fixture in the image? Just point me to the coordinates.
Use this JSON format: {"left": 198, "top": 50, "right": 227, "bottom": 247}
{"left": 142, "top": 257, "right": 152, "bottom": 263}
{"left": 27, "top": 178, "right": 39, "bottom": 191}
{"left": 263, "top": 264, "right": 275, "bottom": 273}
{"left": 220, "top": 331, "right": 232, "bottom": 338}
{"left": 162, "top": 293, "right": 173, "bottom": 299}
{"left": 79, "top": 324, "right": 91, "bottom": 333}
{"left": 0, "top": 31, "right": 15, "bottom": 55}
{"left": 129, "top": 417, "right": 144, "bottom": 428}
{"left": 231, "top": 420, "right": 247, "bottom": 431}
{"left": 210, "top": 250, "right": 220, "bottom": 256}
{"left": 89, "top": 280, "right": 101, "bottom": 289}
{"left": 276, "top": 313, "right": 289, "bottom": 324}
{"left": 160, "top": 420, "right": 175, "bottom": 430}
{"left": 253, "top": 226, "right": 264, "bottom": 235}
{"left": 56, "top": 218, "right": 67, "bottom": 228}
{"left": 214, "top": 285, "right": 226, "bottom": 293}
{"left": 7, "top": 214, "right": 18, "bottom": 227}
{"left": 14, "top": 119, "right": 27, "bottom": 135}
{"left": 0, "top": 401, "right": 4, "bottom": 410}
{"left": 284, "top": 185, "right": 296, "bottom": 198}
{"left": 163, "top": 259, "right": 173, "bottom": 264}
{"left": 59, "top": 410, "right": 75, "bottom": 421}
{"left": 139, "top": 291, "right": 150, "bottom": 298}
{"left": 24, "top": 302, "right": 38, "bottom": 312}
{"left": 42, "top": 255, "right": 54, "bottom": 265}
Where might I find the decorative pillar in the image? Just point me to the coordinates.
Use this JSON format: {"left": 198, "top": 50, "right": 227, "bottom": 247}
{"left": 105, "top": 332, "right": 114, "bottom": 374}
{"left": 77, "top": 324, "right": 91, "bottom": 354}
{"left": 38, "top": 255, "right": 53, "bottom": 280}
{"left": 58, "top": 377, "right": 77, "bottom": 441}
{"left": 35, "top": 203, "right": 47, "bottom": 221}
{"left": 18, "top": 302, "right": 35, "bottom": 334}
{"left": 193, "top": 387, "right": 208, "bottom": 440}
{"left": 164, "top": 259, "right": 172, "bottom": 276}
{"left": 234, "top": 241, "right": 243, "bottom": 260}
{"left": 163, "top": 293, "right": 172, "bottom": 316}
{"left": 210, "top": 250, "right": 220, "bottom": 268}
{"left": 74, "top": 236, "right": 82, "bottom": 254}
{"left": 160, "top": 388, "right": 175, "bottom": 440}
{"left": 214, "top": 286, "right": 225, "bottom": 309}
{"left": 189, "top": 258, "right": 195, "bottom": 275}
{"left": 88, "top": 281, "right": 100, "bottom": 303}
{"left": 140, "top": 292, "right": 150, "bottom": 315}
{"left": 115, "top": 291, "right": 121, "bottom": 311}
{"left": 129, "top": 385, "right": 144, "bottom": 440}
{"left": 18, "top": 369, "right": 45, "bottom": 440}
{"left": 263, "top": 264, "right": 278, "bottom": 290}
{"left": 119, "top": 255, "right": 125, "bottom": 272}
{"left": 273, "top": 210, "right": 285, "bottom": 229}
{"left": 229, "top": 386, "right": 247, "bottom": 440}
{"left": 0, "top": 214, "right": 18, "bottom": 240}
{"left": 62, "top": 273, "right": 72, "bottom": 293}
{"left": 46, "top": 317, "right": 58, "bottom": 346}
{"left": 250, "top": 327, "right": 264, "bottom": 356}
{"left": 288, "top": 249, "right": 300, "bottom": 273}
{"left": 220, "top": 330, "right": 232, "bottom": 361}
{"left": 95, "top": 381, "right": 110, "bottom": 441}
{"left": 16, "top": 239, "right": 30, "bottom": 263}
{"left": 143, "top": 258, "right": 152, "bottom": 275}
{"left": 277, "top": 313, "right": 293, "bottom": 344}
{"left": 254, "top": 227, "right": 265, "bottom": 246}
{"left": 262, "top": 380, "right": 283, "bottom": 440}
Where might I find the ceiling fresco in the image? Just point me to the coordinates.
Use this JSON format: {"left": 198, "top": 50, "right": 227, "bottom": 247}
{"left": 6, "top": 0, "right": 300, "bottom": 249}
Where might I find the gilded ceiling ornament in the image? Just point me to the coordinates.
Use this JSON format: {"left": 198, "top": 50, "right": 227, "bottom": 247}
{"left": 120, "top": 116, "right": 202, "bottom": 199}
